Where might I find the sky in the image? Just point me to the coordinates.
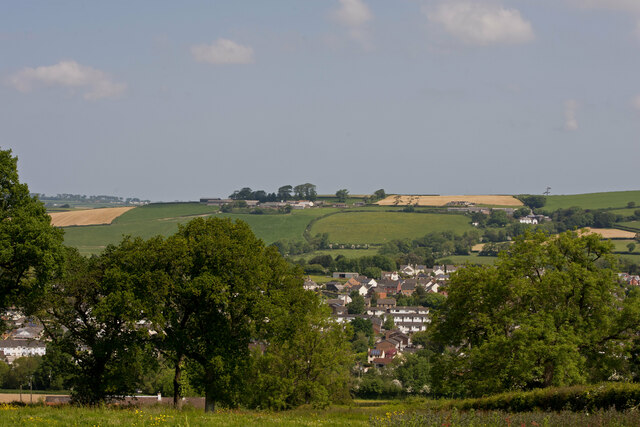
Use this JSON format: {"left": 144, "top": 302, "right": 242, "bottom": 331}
{"left": 2, "top": 0, "right": 639, "bottom": 202}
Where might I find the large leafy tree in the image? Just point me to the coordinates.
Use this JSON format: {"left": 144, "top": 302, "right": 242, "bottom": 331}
{"left": 0, "top": 149, "right": 63, "bottom": 327}
{"left": 245, "top": 288, "right": 352, "bottom": 409}
{"left": 39, "top": 242, "right": 160, "bottom": 404}
{"left": 428, "top": 230, "right": 640, "bottom": 397}
{"left": 156, "top": 217, "right": 298, "bottom": 411}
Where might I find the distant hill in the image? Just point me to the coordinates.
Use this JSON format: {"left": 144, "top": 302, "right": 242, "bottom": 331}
{"left": 544, "top": 191, "right": 640, "bottom": 211}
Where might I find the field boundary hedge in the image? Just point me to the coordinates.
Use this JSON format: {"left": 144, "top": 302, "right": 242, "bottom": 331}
{"left": 614, "top": 224, "right": 640, "bottom": 233}
{"left": 429, "top": 383, "right": 640, "bottom": 412}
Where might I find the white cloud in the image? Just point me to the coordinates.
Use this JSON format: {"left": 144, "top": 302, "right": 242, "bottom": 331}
{"left": 564, "top": 99, "right": 579, "bottom": 131}
{"left": 426, "top": 2, "right": 535, "bottom": 46}
{"left": 7, "top": 60, "right": 125, "bottom": 100}
{"left": 191, "top": 39, "right": 254, "bottom": 65}
{"left": 332, "top": 0, "right": 374, "bottom": 49}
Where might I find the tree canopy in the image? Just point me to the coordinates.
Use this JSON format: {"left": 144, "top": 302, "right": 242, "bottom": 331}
{"left": 0, "top": 149, "right": 63, "bottom": 329}
{"left": 427, "top": 230, "right": 640, "bottom": 397}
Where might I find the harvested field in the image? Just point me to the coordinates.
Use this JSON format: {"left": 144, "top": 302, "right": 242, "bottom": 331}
{"left": 471, "top": 243, "right": 485, "bottom": 252}
{"left": 377, "top": 195, "right": 523, "bottom": 207}
{"left": 581, "top": 228, "right": 637, "bottom": 239}
{"left": 49, "top": 207, "right": 135, "bottom": 227}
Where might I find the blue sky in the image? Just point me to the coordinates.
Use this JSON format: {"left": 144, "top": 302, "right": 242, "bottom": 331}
{"left": 2, "top": 0, "right": 639, "bottom": 201}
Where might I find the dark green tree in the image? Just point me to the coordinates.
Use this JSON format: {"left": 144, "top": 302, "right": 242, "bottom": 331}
{"left": 347, "top": 291, "right": 366, "bottom": 315}
{"left": 383, "top": 316, "right": 395, "bottom": 331}
{"left": 428, "top": 231, "right": 640, "bottom": 397}
{"left": 518, "top": 195, "right": 546, "bottom": 209}
{"left": 336, "top": 189, "right": 349, "bottom": 203}
{"left": 0, "top": 149, "right": 63, "bottom": 329}
{"left": 39, "top": 244, "right": 158, "bottom": 404}
{"left": 487, "top": 210, "right": 509, "bottom": 227}
{"left": 159, "top": 217, "right": 300, "bottom": 411}
{"left": 277, "top": 185, "right": 293, "bottom": 201}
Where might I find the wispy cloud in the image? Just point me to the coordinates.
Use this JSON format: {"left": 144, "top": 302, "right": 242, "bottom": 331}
{"left": 191, "top": 39, "right": 254, "bottom": 65}
{"left": 7, "top": 60, "right": 125, "bottom": 100}
{"left": 332, "top": 0, "right": 374, "bottom": 49}
{"left": 564, "top": 99, "right": 579, "bottom": 131}
{"left": 426, "top": 2, "right": 535, "bottom": 46}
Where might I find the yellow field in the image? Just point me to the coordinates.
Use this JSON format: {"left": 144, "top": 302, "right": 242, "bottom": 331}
{"left": 49, "top": 207, "right": 135, "bottom": 227}
{"left": 377, "top": 195, "right": 523, "bottom": 207}
{"left": 582, "top": 228, "right": 637, "bottom": 239}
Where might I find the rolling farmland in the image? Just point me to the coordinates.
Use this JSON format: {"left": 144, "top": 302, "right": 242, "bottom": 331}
{"left": 544, "top": 191, "right": 640, "bottom": 211}
{"left": 310, "top": 211, "right": 474, "bottom": 244}
{"left": 61, "top": 203, "right": 337, "bottom": 255}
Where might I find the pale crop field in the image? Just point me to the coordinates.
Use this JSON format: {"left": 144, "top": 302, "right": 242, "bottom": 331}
{"left": 582, "top": 228, "right": 637, "bottom": 239}
{"left": 49, "top": 207, "right": 135, "bottom": 227}
{"left": 377, "top": 195, "right": 523, "bottom": 207}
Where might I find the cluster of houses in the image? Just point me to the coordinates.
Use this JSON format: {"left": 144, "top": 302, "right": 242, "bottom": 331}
{"left": 619, "top": 273, "right": 640, "bottom": 286}
{"left": 0, "top": 310, "right": 46, "bottom": 364}
{"left": 305, "top": 265, "right": 461, "bottom": 368}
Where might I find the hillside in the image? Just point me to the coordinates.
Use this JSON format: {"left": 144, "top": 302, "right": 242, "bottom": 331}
{"left": 544, "top": 190, "right": 640, "bottom": 211}
{"left": 310, "top": 211, "right": 474, "bottom": 244}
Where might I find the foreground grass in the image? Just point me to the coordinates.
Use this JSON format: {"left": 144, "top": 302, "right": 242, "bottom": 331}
{"left": 3, "top": 403, "right": 640, "bottom": 426}
{"left": 0, "top": 403, "right": 382, "bottom": 426}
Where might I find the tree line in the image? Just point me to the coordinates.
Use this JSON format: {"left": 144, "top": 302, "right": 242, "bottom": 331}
{"left": 229, "top": 184, "right": 317, "bottom": 202}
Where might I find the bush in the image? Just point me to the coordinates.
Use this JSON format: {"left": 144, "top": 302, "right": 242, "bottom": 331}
{"left": 437, "top": 383, "right": 640, "bottom": 413}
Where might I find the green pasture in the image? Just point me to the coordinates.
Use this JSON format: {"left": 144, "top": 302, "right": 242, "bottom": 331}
{"left": 437, "top": 254, "right": 498, "bottom": 265}
{"left": 295, "top": 248, "right": 381, "bottom": 261}
{"left": 544, "top": 191, "right": 640, "bottom": 211}
{"left": 609, "top": 239, "right": 638, "bottom": 252}
{"left": 310, "top": 212, "right": 473, "bottom": 244}
{"left": 608, "top": 208, "right": 639, "bottom": 216}
{"left": 616, "top": 221, "right": 640, "bottom": 232}
{"left": 62, "top": 204, "right": 336, "bottom": 256}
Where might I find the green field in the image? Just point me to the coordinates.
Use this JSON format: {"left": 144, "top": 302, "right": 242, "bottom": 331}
{"left": 616, "top": 220, "right": 640, "bottom": 232}
{"left": 61, "top": 204, "right": 337, "bottom": 255}
{"left": 295, "top": 248, "right": 381, "bottom": 261}
{"left": 437, "top": 254, "right": 498, "bottom": 265}
{"left": 310, "top": 212, "right": 473, "bottom": 244}
{"left": 610, "top": 239, "right": 638, "bottom": 252}
{"left": 544, "top": 191, "right": 640, "bottom": 211}
{"left": 609, "top": 208, "right": 639, "bottom": 216}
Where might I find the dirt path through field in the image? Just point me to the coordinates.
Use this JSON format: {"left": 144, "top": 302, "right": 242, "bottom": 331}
{"left": 49, "top": 207, "right": 135, "bottom": 227}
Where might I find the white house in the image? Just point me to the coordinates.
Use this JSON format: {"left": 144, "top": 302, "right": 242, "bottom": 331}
{"left": 519, "top": 215, "right": 538, "bottom": 224}
{"left": 0, "top": 340, "right": 46, "bottom": 364}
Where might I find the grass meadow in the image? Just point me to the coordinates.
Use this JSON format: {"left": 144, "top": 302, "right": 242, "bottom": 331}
{"left": 617, "top": 220, "right": 640, "bottom": 232}
{"left": 543, "top": 191, "right": 640, "bottom": 211}
{"left": 3, "top": 402, "right": 640, "bottom": 426}
{"left": 310, "top": 212, "right": 473, "bottom": 244}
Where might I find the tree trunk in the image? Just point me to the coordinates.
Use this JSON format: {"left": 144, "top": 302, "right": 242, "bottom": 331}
{"left": 173, "top": 354, "right": 183, "bottom": 407}
{"left": 543, "top": 361, "right": 554, "bottom": 387}
{"left": 204, "top": 391, "right": 216, "bottom": 413}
